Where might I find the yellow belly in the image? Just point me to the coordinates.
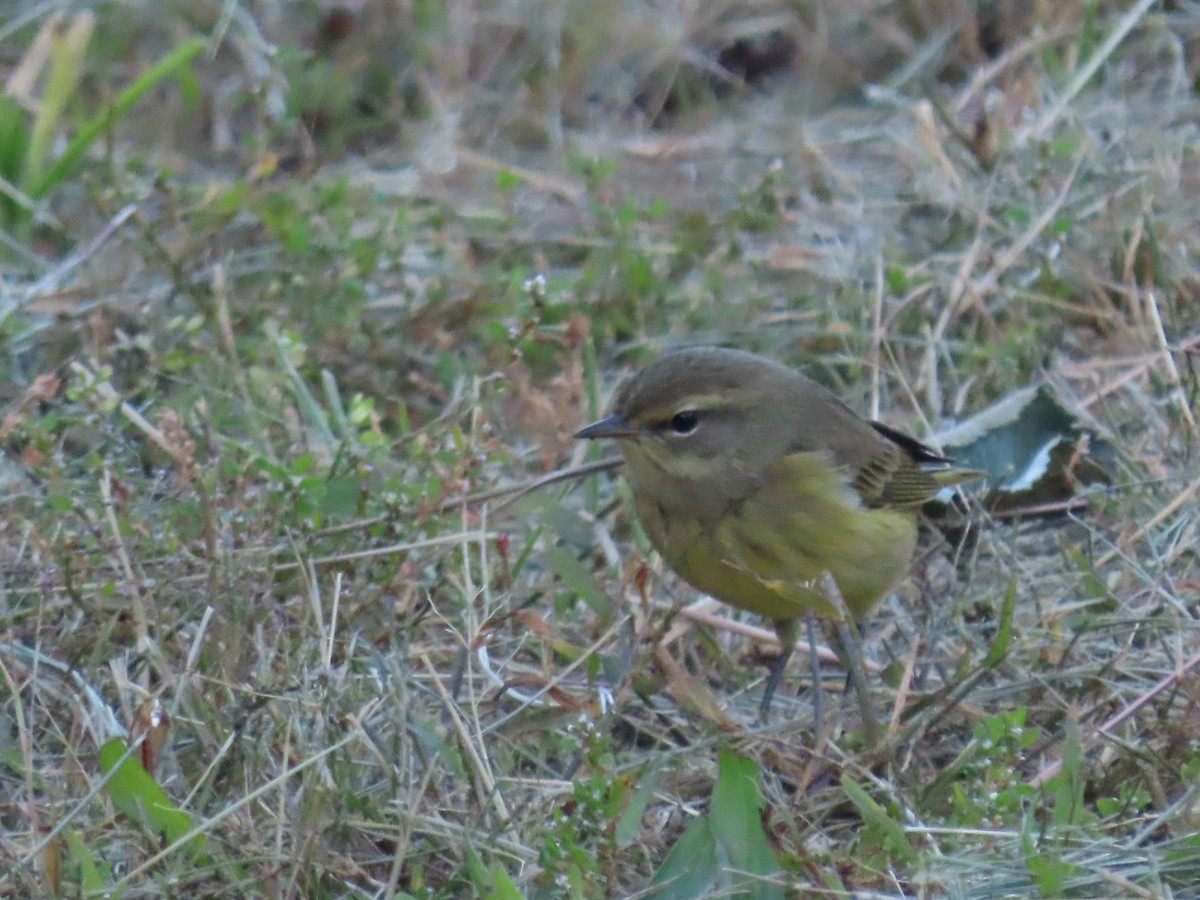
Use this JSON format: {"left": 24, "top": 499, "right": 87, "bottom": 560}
{"left": 632, "top": 452, "right": 918, "bottom": 623}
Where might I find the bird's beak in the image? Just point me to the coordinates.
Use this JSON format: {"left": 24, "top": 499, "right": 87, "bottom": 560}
{"left": 574, "top": 413, "right": 640, "bottom": 440}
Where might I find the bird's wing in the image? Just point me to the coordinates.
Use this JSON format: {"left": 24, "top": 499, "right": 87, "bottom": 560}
{"left": 779, "top": 393, "right": 937, "bottom": 509}
{"left": 787, "top": 392, "right": 977, "bottom": 509}
{"left": 853, "top": 443, "right": 944, "bottom": 509}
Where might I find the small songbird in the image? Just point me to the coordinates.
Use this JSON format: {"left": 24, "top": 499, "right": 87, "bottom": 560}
{"left": 576, "top": 346, "right": 978, "bottom": 736}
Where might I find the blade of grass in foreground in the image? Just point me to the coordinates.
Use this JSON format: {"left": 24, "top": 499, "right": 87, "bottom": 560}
{"left": 97, "top": 737, "right": 207, "bottom": 856}
{"left": 28, "top": 36, "right": 206, "bottom": 198}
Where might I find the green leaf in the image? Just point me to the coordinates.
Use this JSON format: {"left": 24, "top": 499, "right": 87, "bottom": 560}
{"left": 63, "top": 827, "right": 106, "bottom": 894}
{"left": 495, "top": 168, "right": 520, "bottom": 192}
{"left": 464, "top": 848, "right": 524, "bottom": 900}
{"left": 1066, "top": 547, "right": 1112, "bottom": 602}
{"left": 545, "top": 546, "right": 612, "bottom": 618}
{"left": 254, "top": 456, "right": 291, "bottom": 481}
{"left": 98, "top": 738, "right": 205, "bottom": 854}
{"left": 1021, "top": 807, "right": 1075, "bottom": 900}
{"left": 710, "top": 750, "right": 783, "bottom": 899}
{"left": 486, "top": 862, "right": 524, "bottom": 900}
{"left": 320, "top": 475, "right": 361, "bottom": 518}
{"left": 649, "top": 816, "right": 718, "bottom": 899}
{"left": 938, "top": 385, "right": 1117, "bottom": 513}
{"left": 841, "top": 774, "right": 915, "bottom": 864}
{"left": 1050, "top": 717, "right": 1094, "bottom": 828}
{"left": 615, "top": 764, "right": 661, "bottom": 846}
{"left": 465, "top": 847, "right": 489, "bottom": 891}
{"left": 0, "top": 746, "right": 25, "bottom": 775}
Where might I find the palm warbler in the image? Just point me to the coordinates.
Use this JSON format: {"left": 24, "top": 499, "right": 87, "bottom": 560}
{"left": 576, "top": 346, "right": 978, "bottom": 731}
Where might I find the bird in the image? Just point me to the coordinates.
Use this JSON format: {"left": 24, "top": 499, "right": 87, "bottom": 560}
{"left": 575, "top": 346, "right": 979, "bottom": 740}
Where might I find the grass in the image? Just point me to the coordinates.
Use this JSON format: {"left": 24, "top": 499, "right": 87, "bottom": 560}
{"left": 1, "top": 0, "right": 1199, "bottom": 896}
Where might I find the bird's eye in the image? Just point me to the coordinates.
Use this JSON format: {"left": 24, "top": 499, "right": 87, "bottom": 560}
{"left": 669, "top": 410, "right": 699, "bottom": 434}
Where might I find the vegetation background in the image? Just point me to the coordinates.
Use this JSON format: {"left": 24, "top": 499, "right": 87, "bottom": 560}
{"left": 2, "top": 0, "right": 1198, "bottom": 896}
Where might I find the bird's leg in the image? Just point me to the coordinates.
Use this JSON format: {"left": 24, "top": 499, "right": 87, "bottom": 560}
{"left": 760, "top": 617, "right": 798, "bottom": 722}
{"left": 807, "top": 610, "right": 823, "bottom": 738}
{"left": 820, "top": 572, "right": 881, "bottom": 749}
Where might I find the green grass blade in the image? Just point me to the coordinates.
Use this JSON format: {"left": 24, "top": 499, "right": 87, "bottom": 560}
{"left": 982, "top": 573, "right": 1017, "bottom": 668}
{"left": 29, "top": 35, "right": 206, "bottom": 197}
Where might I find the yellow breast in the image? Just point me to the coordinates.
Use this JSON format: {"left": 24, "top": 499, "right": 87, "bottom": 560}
{"left": 633, "top": 451, "right": 919, "bottom": 623}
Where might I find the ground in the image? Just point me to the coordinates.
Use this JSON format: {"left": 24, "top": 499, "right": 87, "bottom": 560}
{"left": 1, "top": 1, "right": 1199, "bottom": 897}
